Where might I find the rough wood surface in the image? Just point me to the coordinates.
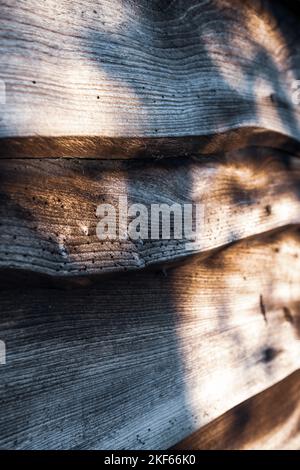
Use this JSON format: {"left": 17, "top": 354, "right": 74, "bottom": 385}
{"left": 1, "top": 0, "right": 300, "bottom": 157}
{"left": 0, "top": 229, "right": 300, "bottom": 449}
{"left": 1, "top": 148, "right": 300, "bottom": 277}
{"left": 174, "top": 371, "right": 300, "bottom": 450}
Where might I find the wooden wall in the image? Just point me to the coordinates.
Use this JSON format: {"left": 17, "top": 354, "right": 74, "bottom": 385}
{"left": 0, "top": 0, "right": 300, "bottom": 450}
{"left": 175, "top": 371, "right": 300, "bottom": 450}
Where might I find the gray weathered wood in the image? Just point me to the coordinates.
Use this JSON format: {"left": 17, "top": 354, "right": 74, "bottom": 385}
{"left": 1, "top": 229, "right": 300, "bottom": 449}
{"left": 1, "top": 0, "right": 300, "bottom": 157}
{"left": 0, "top": 148, "right": 300, "bottom": 277}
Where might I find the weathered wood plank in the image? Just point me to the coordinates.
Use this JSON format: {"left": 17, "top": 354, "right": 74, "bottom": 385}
{"left": 2, "top": 131, "right": 300, "bottom": 160}
{"left": 1, "top": 229, "right": 300, "bottom": 449}
{"left": 1, "top": 0, "right": 300, "bottom": 157}
{"left": 174, "top": 371, "right": 300, "bottom": 450}
{"left": 0, "top": 148, "right": 300, "bottom": 277}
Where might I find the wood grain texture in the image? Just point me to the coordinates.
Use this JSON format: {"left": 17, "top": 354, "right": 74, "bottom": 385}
{"left": 1, "top": 0, "right": 300, "bottom": 157}
{"left": 0, "top": 148, "right": 300, "bottom": 278}
{"left": 174, "top": 371, "right": 300, "bottom": 450}
{"left": 0, "top": 229, "right": 300, "bottom": 449}
{"left": 3, "top": 130, "right": 300, "bottom": 160}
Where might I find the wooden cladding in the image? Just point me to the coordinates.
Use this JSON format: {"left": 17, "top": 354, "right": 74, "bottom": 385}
{"left": 1, "top": 0, "right": 300, "bottom": 451}
{"left": 1, "top": 0, "right": 300, "bottom": 157}
{"left": 1, "top": 148, "right": 300, "bottom": 278}
{"left": 175, "top": 371, "right": 300, "bottom": 450}
{"left": 1, "top": 229, "right": 300, "bottom": 448}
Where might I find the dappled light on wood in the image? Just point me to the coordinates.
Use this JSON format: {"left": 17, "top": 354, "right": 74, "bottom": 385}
{"left": 1, "top": 0, "right": 300, "bottom": 452}
{"left": 1, "top": 230, "right": 300, "bottom": 448}
{"left": 1, "top": 149, "right": 300, "bottom": 278}
{"left": 175, "top": 371, "right": 300, "bottom": 450}
{"left": 1, "top": 0, "right": 300, "bottom": 153}
{"left": 173, "top": 229, "right": 300, "bottom": 436}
